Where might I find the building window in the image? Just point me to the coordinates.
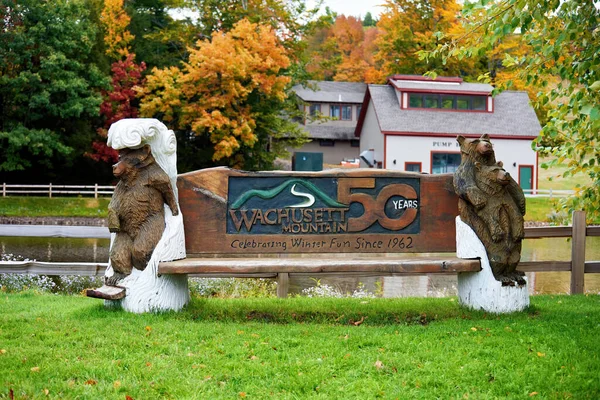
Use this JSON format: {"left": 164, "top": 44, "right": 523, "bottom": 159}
{"left": 405, "top": 162, "right": 422, "bottom": 172}
{"left": 431, "top": 152, "right": 461, "bottom": 174}
{"left": 408, "top": 93, "right": 488, "bottom": 111}
{"left": 350, "top": 140, "right": 360, "bottom": 147}
{"left": 330, "top": 105, "right": 341, "bottom": 119}
{"left": 309, "top": 104, "right": 321, "bottom": 116}
{"left": 341, "top": 105, "right": 352, "bottom": 120}
{"left": 319, "top": 139, "right": 335, "bottom": 147}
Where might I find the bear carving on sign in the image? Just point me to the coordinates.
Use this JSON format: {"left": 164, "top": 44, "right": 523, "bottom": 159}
{"left": 106, "top": 144, "right": 179, "bottom": 286}
{"left": 453, "top": 134, "right": 526, "bottom": 285}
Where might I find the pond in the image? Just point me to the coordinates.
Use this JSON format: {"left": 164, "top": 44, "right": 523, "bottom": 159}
{"left": 1, "top": 236, "right": 599, "bottom": 296}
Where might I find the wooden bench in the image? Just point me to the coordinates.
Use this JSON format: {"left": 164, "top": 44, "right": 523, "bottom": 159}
{"left": 157, "top": 167, "right": 481, "bottom": 297}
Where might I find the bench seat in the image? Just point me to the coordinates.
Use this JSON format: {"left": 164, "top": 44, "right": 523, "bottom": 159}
{"left": 158, "top": 257, "right": 481, "bottom": 275}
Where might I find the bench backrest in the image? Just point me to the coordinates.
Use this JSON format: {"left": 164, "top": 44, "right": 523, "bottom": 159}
{"left": 177, "top": 167, "right": 459, "bottom": 257}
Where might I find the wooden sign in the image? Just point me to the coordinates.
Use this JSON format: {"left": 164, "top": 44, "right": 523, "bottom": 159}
{"left": 177, "top": 168, "right": 459, "bottom": 256}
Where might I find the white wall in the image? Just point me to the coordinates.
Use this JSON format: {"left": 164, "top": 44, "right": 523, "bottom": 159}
{"left": 359, "top": 100, "right": 384, "bottom": 168}
{"left": 385, "top": 135, "right": 537, "bottom": 189}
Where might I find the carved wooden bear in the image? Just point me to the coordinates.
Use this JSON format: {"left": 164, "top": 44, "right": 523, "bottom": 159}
{"left": 106, "top": 145, "right": 179, "bottom": 286}
{"left": 473, "top": 161, "right": 525, "bottom": 242}
{"left": 453, "top": 135, "right": 526, "bottom": 286}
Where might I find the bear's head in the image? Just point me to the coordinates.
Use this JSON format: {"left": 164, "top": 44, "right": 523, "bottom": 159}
{"left": 457, "top": 134, "right": 495, "bottom": 163}
{"left": 475, "top": 161, "right": 510, "bottom": 192}
{"left": 112, "top": 144, "right": 154, "bottom": 179}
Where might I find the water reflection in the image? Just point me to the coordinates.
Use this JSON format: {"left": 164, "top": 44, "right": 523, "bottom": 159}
{"left": 0, "top": 236, "right": 598, "bottom": 295}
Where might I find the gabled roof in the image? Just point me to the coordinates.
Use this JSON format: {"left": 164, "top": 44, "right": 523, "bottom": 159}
{"left": 357, "top": 84, "right": 541, "bottom": 138}
{"left": 293, "top": 81, "right": 367, "bottom": 104}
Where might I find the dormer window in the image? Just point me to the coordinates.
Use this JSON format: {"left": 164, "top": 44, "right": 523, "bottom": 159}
{"left": 408, "top": 93, "right": 489, "bottom": 111}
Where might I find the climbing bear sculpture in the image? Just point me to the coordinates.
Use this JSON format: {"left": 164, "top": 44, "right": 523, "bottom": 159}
{"left": 453, "top": 134, "right": 526, "bottom": 286}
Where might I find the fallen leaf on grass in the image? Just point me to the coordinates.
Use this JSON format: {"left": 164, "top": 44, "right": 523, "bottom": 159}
{"left": 374, "top": 360, "right": 384, "bottom": 370}
{"left": 352, "top": 316, "right": 365, "bottom": 326}
{"left": 145, "top": 326, "right": 152, "bottom": 332}
{"left": 239, "top": 392, "right": 246, "bottom": 398}
{"left": 113, "top": 381, "right": 121, "bottom": 389}
{"left": 84, "top": 379, "right": 98, "bottom": 386}
{"left": 30, "top": 367, "right": 40, "bottom": 372}
{"left": 529, "top": 392, "right": 538, "bottom": 396}
{"left": 126, "top": 396, "right": 134, "bottom": 400}
{"left": 0, "top": 349, "right": 6, "bottom": 354}
{"left": 250, "top": 355, "right": 259, "bottom": 360}
{"left": 43, "top": 389, "right": 49, "bottom": 396}
{"left": 470, "top": 327, "right": 477, "bottom": 332}
{"left": 537, "top": 352, "right": 545, "bottom": 357}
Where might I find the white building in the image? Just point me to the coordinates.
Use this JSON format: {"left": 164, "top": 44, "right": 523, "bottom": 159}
{"left": 355, "top": 75, "right": 542, "bottom": 191}
{"left": 292, "top": 81, "right": 366, "bottom": 165}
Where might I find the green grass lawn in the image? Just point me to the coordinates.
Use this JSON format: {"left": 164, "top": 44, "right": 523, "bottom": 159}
{"left": 538, "top": 157, "right": 593, "bottom": 191}
{"left": 1, "top": 293, "right": 598, "bottom": 399}
{"left": 0, "top": 197, "right": 109, "bottom": 218}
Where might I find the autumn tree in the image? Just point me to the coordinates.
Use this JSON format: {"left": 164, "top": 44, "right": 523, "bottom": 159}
{"left": 138, "top": 19, "right": 307, "bottom": 171}
{"left": 88, "top": 0, "right": 147, "bottom": 165}
{"left": 0, "top": 0, "right": 108, "bottom": 182}
{"left": 423, "top": 0, "right": 600, "bottom": 220}
{"left": 373, "top": 0, "right": 484, "bottom": 81}
{"left": 306, "top": 15, "right": 379, "bottom": 82}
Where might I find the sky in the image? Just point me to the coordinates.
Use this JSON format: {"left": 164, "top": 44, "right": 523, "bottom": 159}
{"left": 319, "top": 0, "right": 385, "bottom": 18}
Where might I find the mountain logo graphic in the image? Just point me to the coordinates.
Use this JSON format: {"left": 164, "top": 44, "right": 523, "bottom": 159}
{"left": 231, "top": 179, "right": 346, "bottom": 209}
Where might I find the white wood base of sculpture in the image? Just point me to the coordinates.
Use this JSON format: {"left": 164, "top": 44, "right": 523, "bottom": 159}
{"left": 456, "top": 216, "right": 529, "bottom": 313}
{"left": 104, "top": 208, "right": 189, "bottom": 313}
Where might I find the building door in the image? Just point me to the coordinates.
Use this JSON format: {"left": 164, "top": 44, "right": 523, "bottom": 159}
{"left": 519, "top": 165, "right": 533, "bottom": 192}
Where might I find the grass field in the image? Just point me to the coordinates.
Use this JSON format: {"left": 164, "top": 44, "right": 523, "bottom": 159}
{"left": 1, "top": 293, "right": 599, "bottom": 399}
{"left": 0, "top": 197, "right": 110, "bottom": 218}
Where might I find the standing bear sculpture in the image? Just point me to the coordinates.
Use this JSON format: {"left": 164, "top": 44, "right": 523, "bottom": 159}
{"left": 106, "top": 144, "right": 179, "bottom": 285}
{"left": 86, "top": 119, "right": 189, "bottom": 313}
{"left": 453, "top": 134, "right": 527, "bottom": 286}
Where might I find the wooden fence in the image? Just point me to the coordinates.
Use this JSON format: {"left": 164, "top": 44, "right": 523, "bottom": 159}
{"left": 2, "top": 183, "right": 114, "bottom": 198}
{"left": 0, "top": 211, "right": 598, "bottom": 294}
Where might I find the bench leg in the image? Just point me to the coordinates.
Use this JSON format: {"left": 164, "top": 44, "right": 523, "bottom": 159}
{"left": 277, "top": 273, "right": 289, "bottom": 298}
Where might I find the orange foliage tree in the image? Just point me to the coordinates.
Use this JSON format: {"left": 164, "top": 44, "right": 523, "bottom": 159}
{"left": 306, "top": 15, "right": 380, "bottom": 82}
{"left": 138, "top": 19, "right": 306, "bottom": 169}
{"left": 373, "top": 0, "right": 484, "bottom": 81}
{"left": 100, "top": 0, "right": 134, "bottom": 60}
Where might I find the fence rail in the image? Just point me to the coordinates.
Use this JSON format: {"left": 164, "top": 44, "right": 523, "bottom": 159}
{"left": 523, "top": 189, "right": 574, "bottom": 198}
{"left": 0, "top": 211, "right": 597, "bottom": 294}
{"left": 2, "top": 183, "right": 114, "bottom": 198}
